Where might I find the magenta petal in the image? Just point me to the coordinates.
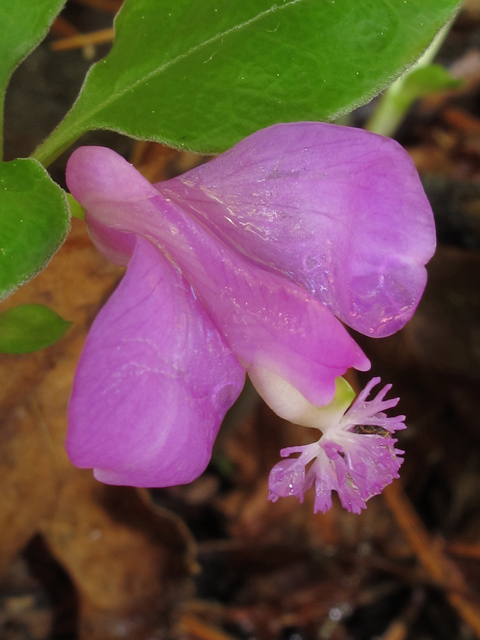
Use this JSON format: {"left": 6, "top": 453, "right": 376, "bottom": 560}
{"left": 67, "top": 146, "right": 369, "bottom": 406}
{"left": 157, "top": 122, "right": 435, "bottom": 337}
{"left": 67, "top": 236, "right": 245, "bottom": 487}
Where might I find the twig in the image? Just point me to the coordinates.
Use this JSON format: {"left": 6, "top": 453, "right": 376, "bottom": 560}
{"left": 50, "top": 28, "right": 114, "bottom": 51}
{"left": 383, "top": 481, "right": 480, "bottom": 637}
{"left": 51, "top": 16, "right": 79, "bottom": 37}
{"left": 448, "top": 542, "right": 480, "bottom": 562}
{"left": 441, "top": 106, "right": 480, "bottom": 133}
{"left": 179, "top": 614, "right": 238, "bottom": 640}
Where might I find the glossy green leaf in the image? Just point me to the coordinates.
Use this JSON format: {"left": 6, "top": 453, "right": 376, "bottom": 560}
{"left": 34, "top": 0, "right": 461, "bottom": 164}
{"left": 0, "top": 304, "right": 71, "bottom": 353}
{"left": 0, "top": 158, "right": 70, "bottom": 300}
{"left": 0, "top": 0, "right": 66, "bottom": 158}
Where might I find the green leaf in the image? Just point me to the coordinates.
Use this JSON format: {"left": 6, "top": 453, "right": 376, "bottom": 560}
{"left": 0, "top": 0, "right": 66, "bottom": 89}
{"left": 401, "top": 64, "right": 462, "bottom": 104}
{"left": 34, "top": 0, "right": 461, "bottom": 164}
{"left": 0, "top": 158, "right": 70, "bottom": 300}
{"left": 0, "top": 304, "right": 71, "bottom": 353}
{"left": 0, "top": 0, "right": 67, "bottom": 159}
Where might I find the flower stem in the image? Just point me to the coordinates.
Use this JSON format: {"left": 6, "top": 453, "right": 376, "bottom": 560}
{"left": 31, "top": 128, "right": 83, "bottom": 168}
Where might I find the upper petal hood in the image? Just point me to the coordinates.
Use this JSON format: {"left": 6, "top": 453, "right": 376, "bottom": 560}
{"left": 157, "top": 122, "right": 436, "bottom": 337}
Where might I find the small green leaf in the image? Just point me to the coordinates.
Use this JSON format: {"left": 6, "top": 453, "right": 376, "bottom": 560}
{"left": 34, "top": 0, "right": 461, "bottom": 164}
{"left": 0, "top": 304, "right": 71, "bottom": 353}
{"left": 0, "top": 0, "right": 67, "bottom": 158}
{"left": 401, "top": 64, "right": 463, "bottom": 103}
{"left": 0, "top": 158, "right": 70, "bottom": 300}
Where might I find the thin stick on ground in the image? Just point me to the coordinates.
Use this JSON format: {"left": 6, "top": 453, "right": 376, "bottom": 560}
{"left": 383, "top": 481, "right": 480, "bottom": 638}
{"left": 50, "top": 28, "right": 114, "bottom": 51}
{"left": 179, "top": 614, "right": 238, "bottom": 640}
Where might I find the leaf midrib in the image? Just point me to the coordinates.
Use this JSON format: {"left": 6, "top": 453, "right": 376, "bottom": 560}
{"left": 75, "top": 0, "right": 305, "bottom": 125}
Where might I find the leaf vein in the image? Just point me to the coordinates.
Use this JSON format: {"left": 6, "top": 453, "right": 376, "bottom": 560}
{"left": 86, "top": 0, "right": 306, "bottom": 121}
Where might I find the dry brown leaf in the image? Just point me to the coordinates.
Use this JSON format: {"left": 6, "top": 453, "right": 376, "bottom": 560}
{"left": 0, "top": 220, "right": 195, "bottom": 639}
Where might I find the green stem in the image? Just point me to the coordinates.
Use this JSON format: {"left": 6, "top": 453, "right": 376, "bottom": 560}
{"left": 366, "top": 20, "right": 452, "bottom": 137}
{"left": 366, "top": 93, "right": 410, "bottom": 138}
{"left": 31, "top": 127, "right": 83, "bottom": 168}
{"left": 0, "top": 90, "right": 5, "bottom": 162}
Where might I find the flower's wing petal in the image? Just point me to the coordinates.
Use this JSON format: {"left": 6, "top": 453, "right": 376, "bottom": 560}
{"left": 67, "top": 236, "right": 245, "bottom": 487}
{"left": 86, "top": 216, "right": 136, "bottom": 267}
{"left": 67, "top": 147, "right": 369, "bottom": 407}
{"left": 158, "top": 122, "right": 435, "bottom": 338}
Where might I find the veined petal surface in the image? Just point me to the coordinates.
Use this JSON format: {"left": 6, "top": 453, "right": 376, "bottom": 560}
{"left": 67, "top": 146, "right": 369, "bottom": 406}
{"left": 157, "top": 122, "right": 435, "bottom": 337}
{"left": 67, "top": 236, "right": 245, "bottom": 487}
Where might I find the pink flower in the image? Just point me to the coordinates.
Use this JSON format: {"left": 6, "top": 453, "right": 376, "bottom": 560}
{"left": 65, "top": 122, "right": 435, "bottom": 503}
